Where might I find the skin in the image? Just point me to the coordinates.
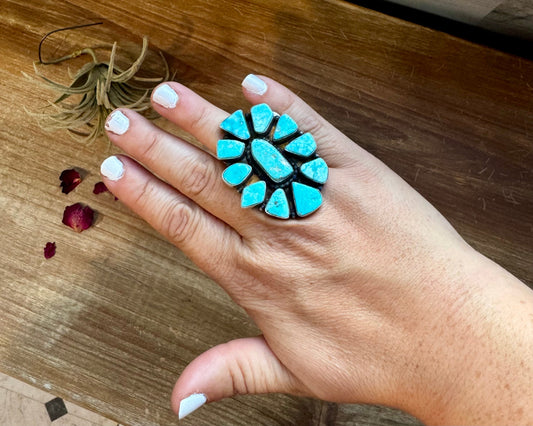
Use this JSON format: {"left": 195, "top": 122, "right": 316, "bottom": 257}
{"left": 102, "top": 76, "right": 533, "bottom": 425}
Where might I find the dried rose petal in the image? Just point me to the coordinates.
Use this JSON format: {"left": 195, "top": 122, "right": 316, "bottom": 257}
{"left": 62, "top": 203, "right": 94, "bottom": 233}
{"left": 60, "top": 169, "right": 82, "bottom": 194}
{"left": 44, "top": 242, "right": 56, "bottom": 259}
{"left": 93, "top": 181, "right": 108, "bottom": 194}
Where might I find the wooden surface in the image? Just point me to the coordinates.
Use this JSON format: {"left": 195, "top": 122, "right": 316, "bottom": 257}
{"left": 1, "top": 0, "right": 532, "bottom": 425}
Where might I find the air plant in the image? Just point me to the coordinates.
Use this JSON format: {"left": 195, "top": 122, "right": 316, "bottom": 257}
{"left": 25, "top": 24, "right": 169, "bottom": 144}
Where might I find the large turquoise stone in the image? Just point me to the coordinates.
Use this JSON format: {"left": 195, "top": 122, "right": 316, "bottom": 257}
{"left": 300, "top": 158, "right": 329, "bottom": 184}
{"left": 241, "top": 181, "right": 266, "bottom": 208}
{"left": 284, "top": 133, "right": 316, "bottom": 157}
{"left": 217, "top": 139, "right": 245, "bottom": 160}
{"left": 265, "top": 188, "right": 290, "bottom": 219}
{"left": 220, "top": 110, "right": 250, "bottom": 140}
{"left": 251, "top": 139, "right": 294, "bottom": 183}
{"left": 251, "top": 103, "right": 274, "bottom": 134}
{"left": 222, "top": 163, "right": 252, "bottom": 186}
{"left": 273, "top": 114, "right": 298, "bottom": 141}
{"left": 292, "top": 182, "right": 322, "bottom": 217}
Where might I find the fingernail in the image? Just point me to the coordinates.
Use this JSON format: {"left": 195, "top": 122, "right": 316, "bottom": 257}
{"left": 242, "top": 74, "right": 268, "bottom": 95}
{"left": 178, "top": 393, "right": 207, "bottom": 420}
{"left": 153, "top": 83, "right": 179, "bottom": 108}
{"left": 100, "top": 156, "right": 124, "bottom": 181}
{"left": 105, "top": 110, "right": 129, "bottom": 135}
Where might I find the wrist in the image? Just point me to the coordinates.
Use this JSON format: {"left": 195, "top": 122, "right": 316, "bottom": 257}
{"left": 403, "top": 251, "right": 533, "bottom": 425}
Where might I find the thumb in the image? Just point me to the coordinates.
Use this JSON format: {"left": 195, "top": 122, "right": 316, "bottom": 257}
{"left": 171, "top": 336, "right": 306, "bottom": 420}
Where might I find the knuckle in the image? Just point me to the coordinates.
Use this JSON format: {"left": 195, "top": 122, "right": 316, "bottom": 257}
{"left": 294, "top": 110, "right": 339, "bottom": 151}
{"left": 276, "top": 96, "right": 329, "bottom": 139}
{"left": 293, "top": 110, "right": 324, "bottom": 136}
{"left": 188, "top": 104, "right": 211, "bottom": 134}
{"left": 160, "top": 200, "right": 197, "bottom": 244}
{"left": 276, "top": 91, "right": 299, "bottom": 113}
{"left": 132, "top": 179, "right": 157, "bottom": 209}
{"left": 219, "top": 340, "right": 253, "bottom": 395}
{"left": 182, "top": 156, "right": 216, "bottom": 197}
{"left": 140, "top": 129, "right": 163, "bottom": 162}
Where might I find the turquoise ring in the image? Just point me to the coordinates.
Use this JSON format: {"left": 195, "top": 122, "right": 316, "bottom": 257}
{"left": 217, "top": 104, "right": 328, "bottom": 219}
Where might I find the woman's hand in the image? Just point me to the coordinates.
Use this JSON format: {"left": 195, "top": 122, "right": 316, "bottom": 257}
{"left": 101, "top": 75, "right": 533, "bottom": 424}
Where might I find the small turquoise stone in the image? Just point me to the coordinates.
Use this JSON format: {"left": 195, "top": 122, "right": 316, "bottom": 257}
{"left": 241, "top": 181, "right": 267, "bottom": 208}
{"left": 273, "top": 114, "right": 298, "bottom": 141}
{"left": 251, "top": 139, "right": 294, "bottom": 183}
{"left": 217, "top": 139, "right": 245, "bottom": 160}
{"left": 284, "top": 133, "right": 316, "bottom": 157}
{"left": 220, "top": 110, "right": 250, "bottom": 140}
{"left": 300, "top": 158, "right": 329, "bottom": 184}
{"left": 292, "top": 182, "right": 322, "bottom": 217}
{"left": 265, "top": 188, "right": 290, "bottom": 219}
{"left": 222, "top": 163, "right": 252, "bottom": 186}
{"left": 251, "top": 103, "right": 274, "bottom": 134}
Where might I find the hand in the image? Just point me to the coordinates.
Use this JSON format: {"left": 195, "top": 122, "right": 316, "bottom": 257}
{"left": 101, "top": 75, "right": 533, "bottom": 424}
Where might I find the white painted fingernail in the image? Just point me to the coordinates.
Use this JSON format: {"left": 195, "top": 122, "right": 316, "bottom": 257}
{"left": 105, "top": 110, "right": 129, "bottom": 135}
{"left": 153, "top": 84, "right": 179, "bottom": 108}
{"left": 100, "top": 156, "right": 124, "bottom": 181}
{"left": 178, "top": 393, "right": 207, "bottom": 420}
{"left": 242, "top": 74, "right": 268, "bottom": 95}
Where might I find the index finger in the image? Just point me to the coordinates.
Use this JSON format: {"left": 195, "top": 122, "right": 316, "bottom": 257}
{"left": 151, "top": 82, "right": 228, "bottom": 154}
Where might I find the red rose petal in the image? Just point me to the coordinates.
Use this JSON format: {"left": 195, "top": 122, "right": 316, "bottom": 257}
{"left": 44, "top": 242, "right": 56, "bottom": 259}
{"left": 62, "top": 203, "right": 94, "bottom": 233}
{"left": 60, "top": 169, "right": 82, "bottom": 194}
{"left": 93, "top": 181, "right": 108, "bottom": 194}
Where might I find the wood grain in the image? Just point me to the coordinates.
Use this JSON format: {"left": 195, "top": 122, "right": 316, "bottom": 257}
{"left": 1, "top": 0, "right": 532, "bottom": 425}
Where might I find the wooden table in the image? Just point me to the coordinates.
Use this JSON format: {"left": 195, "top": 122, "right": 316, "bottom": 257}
{"left": 1, "top": 1, "right": 532, "bottom": 425}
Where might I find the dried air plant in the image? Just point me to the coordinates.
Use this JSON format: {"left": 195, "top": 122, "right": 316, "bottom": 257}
{"left": 24, "top": 30, "right": 169, "bottom": 145}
